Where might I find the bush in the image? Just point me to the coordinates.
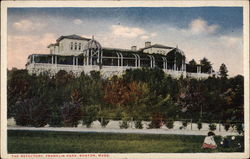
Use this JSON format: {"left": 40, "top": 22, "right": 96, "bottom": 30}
{"left": 14, "top": 98, "right": 49, "bottom": 127}
{"left": 148, "top": 118, "right": 163, "bottom": 129}
{"left": 82, "top": 105, "right": 100, "bottom": 128}
{"left": 224, "top": 123, "right": 231, "bottom": 131}
{"left": 62, "top": 102, "right": 83, "bottom": 127}
{"left": 147, "top": 115, "right": 165, "bottom": 129}
{"left": 182, "top": 121, "right": 188, "bottom": 128}
{"left": 166, "top": 120, "right": 174, "bottom": 129}
{"left": 209, "top": 123, "right": 217, "bottom": 131}
{"left": 48, "top": 111, "right": 63, "bottom": 127}
{"left": 197, "top": 121, "right": 202, "bottom": 130}
{"left": 179, "top": 121, "right": 188, "bottom": 130}
{"left": 134, "top": 120, "right": 143, "bottom": 129}
{"left": 119, "top": 120, "right": 129, "bottom": 129}
{"left": 98, "top": 118, "right": 110, "bottom": 128}
{"left": 235, "top": 123, "right": 244, "bottom": 134}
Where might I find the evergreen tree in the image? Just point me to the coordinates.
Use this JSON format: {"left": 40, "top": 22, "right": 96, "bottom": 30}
{"left": 219, "top": 63, "right": 229, "bottom": 78}
{"left": 200, "top": 57, "right": 212, "bottom": 73}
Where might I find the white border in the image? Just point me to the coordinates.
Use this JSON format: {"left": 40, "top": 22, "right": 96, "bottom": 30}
{"left": 1, "top": 1, "right": 249, "bottom": 159}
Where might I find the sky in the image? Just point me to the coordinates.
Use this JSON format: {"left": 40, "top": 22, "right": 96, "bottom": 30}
{"left": 7, "top": 7, "right": 243, "bottom": 76}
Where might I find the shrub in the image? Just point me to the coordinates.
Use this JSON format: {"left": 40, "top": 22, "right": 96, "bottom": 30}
{"left": 62, "top": 102, "right": 83, "bottom": 127}
{"left": 82, "top": 105, "right": 100, "bottom": 128}
{"left": 209, "top": 123, "right": 217, "bottom": 131}
{"left": 148, "top": 117, "right": 164, "bottom": 129}
{"left": 134, "top": 120, "right": 143, "bottom": 129}
{"left": 224, "top": 123, "right": 230, "bottom": 131}
{"left": 166, "top": 120, "right": 174, "bottom": 129}
{"left": 235, "top": 123, "right": 244, "bottom": 134}
{"left": 98, "top": 118, "right": 110, "bottom": 128}
{"left": 48, "top": 110, "right": 63, "bottom": 127}
{"left": 182, "top": 121, "right": 188, "bottom": 128}
{"left": 197, "top": 121, "right": 202, "bottom": 130}
{"left": 14, "top": 98, "right": 49, "bottom": 127}
{"left": 119, "top": 120, "right": 129, "bottom": 129}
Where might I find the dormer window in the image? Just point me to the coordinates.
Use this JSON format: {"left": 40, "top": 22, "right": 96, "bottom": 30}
{"left": 70, "top": 42, "right": 73, "bottom": 50}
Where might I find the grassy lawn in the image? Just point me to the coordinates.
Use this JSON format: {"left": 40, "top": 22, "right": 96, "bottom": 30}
{"left": 8, "top": 130, "right": 244, "bottom": 153}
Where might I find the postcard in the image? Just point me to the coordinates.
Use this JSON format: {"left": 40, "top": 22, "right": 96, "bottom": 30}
{"left": 1, "top": 0, "right": 249, "bottom": 159}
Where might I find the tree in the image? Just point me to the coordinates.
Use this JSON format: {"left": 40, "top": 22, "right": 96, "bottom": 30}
{"left": 200, "top": 57, "right": 212, "bottom": 73}
{"left": 188, "top": 59, "right": 197, "bottom": 73}
{"left": 189, "top": 59, "right": 197, "bottom": 66}
{"left": 219, "top": 63, "right": 229, "bottom": 79}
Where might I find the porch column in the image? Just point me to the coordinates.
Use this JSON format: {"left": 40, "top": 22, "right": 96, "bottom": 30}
{"left": 174, "top": 59, "right": 176, "bottom": 70}
{"left": 32, "top": 55, "right": 35, "bottom": 63}
{"left": 52, "top": 55, "right": 54, "bottom": 64}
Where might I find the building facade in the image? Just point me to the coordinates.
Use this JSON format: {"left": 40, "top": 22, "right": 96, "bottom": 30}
{"left": 26, "top": 34, "right": 216, "bottom": 78}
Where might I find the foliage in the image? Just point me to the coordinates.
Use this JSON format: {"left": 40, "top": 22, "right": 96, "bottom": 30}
{"left": 98, "top": 118, "right": 110, "bottom": 128}
{"left": 166, "top": 119, "right": 174, "bottom": 129}
{"left": 219, "top": 63, "right": 228, "bottom": 79}
{"left": 119, "top": 120, "right": 129, "bottom": 129}
{"left": 7, "top": 68, "right": 244, "bottom": 128}
{"left": 188, "top": 59, "right": 197, "bottom": 73}
{"left": 197, "top": 120, "right": 202, "bottom": 130}
{"left": 182, "top": 121, "right": 188, "bottom": 128}
{"left": 223, "top": 123, "right": 231, "bottom": 131}
{"left": 209, "top": 123, "right": 217, "bottom": 131}
{"left": 200, "top": 57, "right": 212, "bottom": 73}
{"left": 48, "top": 106, "right": 64, "bottom": 127}
{"left": 235, "top": 123, "right": 244, "bottom": 134}
{"left": 134, "top": 120, "right": 143, "bottom": 129}
{"left": 82, "top": 105, "right": 100, "bottom": 128}
{"left": 148, "top": 115, "right": 164, "bottom": 129}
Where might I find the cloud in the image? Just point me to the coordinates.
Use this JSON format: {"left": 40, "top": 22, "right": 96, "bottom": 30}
{"left": 8, "top": 33, "right": 57, "bottom": 69}
{"left": 182, "top": 18, "right": 219, "bottom": 35}
{"left": 111, "top": 25, "right": 145, "bottom": 38}
{"left": 140, "top": 35, "right": 149, "bottom": 40}
{"left": 219, "top": 35, "right": 242, "bottom": 47}
{"left": 150, "top": 33, "right": 157, "bottom": 37}
{"left": 73, "top": 19, "right": 83, "bottom": 25}
{"left": 13, "top": 19, "right": 46, "bottom": 32}
{"left": 147, "top": 23, "right": 242, "bottom": 76}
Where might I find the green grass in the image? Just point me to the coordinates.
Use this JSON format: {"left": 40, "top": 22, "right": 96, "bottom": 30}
{"left": 8, "top": 130, "right": 244, "bottom": 153}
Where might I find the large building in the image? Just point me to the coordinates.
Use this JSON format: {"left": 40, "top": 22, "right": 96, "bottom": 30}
{"left": 26, "top": 34, "right": 216, "bottom": 78}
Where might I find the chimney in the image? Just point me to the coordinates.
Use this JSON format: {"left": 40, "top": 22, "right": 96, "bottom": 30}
{"left": 131, "top": 46, "right": 137, "bottom": 51}
{"left": 145, "top": 41, "right": 151, "bottom": 47}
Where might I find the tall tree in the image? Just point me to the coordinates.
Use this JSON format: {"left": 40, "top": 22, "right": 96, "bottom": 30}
{"left": 219, "top": 63, "right": 229, "bottom": 79}
{"left": 188, "top": 59, "right": 197, "bottom": 73}
{"left": 189, "top": 59, "right": 197, "bottom": 66}
{"left": 200, "top": 57, "right": 212, "bottom": 73}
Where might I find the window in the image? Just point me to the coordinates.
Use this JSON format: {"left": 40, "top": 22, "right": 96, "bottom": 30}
{"left": 74, "top": 42, "right": 77, "bottom": 50}
{"left": 70, "top": 42, "right": 73, "bottom": 50}
{"left": 79, "top": 43, "right": 81, "bottom": 50}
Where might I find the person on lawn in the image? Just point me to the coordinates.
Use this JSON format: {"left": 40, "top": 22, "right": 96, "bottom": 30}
{"left": 201, "top": 131, "right": 217, "bottom": 149}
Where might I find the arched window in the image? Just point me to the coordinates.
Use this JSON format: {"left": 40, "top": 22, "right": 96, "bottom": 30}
{"left": 70, "top": 42, "right": 73, "bottom": 50}
{"left": 79, "top": 43, "right": 81, "bottom": 50}
{"left": 74, "top": 42, "right": 77, "bottom": 50}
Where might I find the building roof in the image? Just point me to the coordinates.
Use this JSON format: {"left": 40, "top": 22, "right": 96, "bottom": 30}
{"left": 47, "top": 43, "right": 59, "bottom": 48}
{"left": 103, "top": 47, "right": 141, "bottom": 53}
{"left": 140, "top": 44, "right": 174, "bottom": 50}
{"left": 166, "top": 47, "right": 185, "bottom": 56}
{"left": 56, "top": 34, "right": 91, "bottom": 42}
